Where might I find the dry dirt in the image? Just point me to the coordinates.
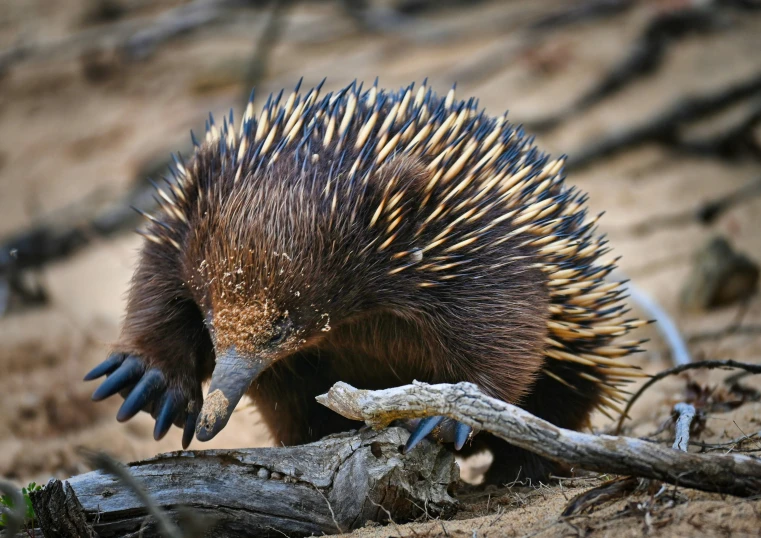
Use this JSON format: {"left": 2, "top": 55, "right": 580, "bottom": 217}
{"left": 1, "top": 1, "right": 761, "bottom": 536}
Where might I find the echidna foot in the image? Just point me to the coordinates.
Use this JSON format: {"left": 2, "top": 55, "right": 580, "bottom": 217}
{"left": 85, "top": 353, "right": 199, "bottom": 448}
{"left": 402, "top": 415, "right": 473, "bottom": 453}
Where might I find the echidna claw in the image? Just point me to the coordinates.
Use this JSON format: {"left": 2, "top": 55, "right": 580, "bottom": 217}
{"left": 402, "top": 416, "right": 474, "bottom": 453}
{"left": 83, "top": 353, "right": 125, "bottom": 381}
{"left": 153, "top": 390, "right": 183, "bottom": 441}
{"left": 454, "top": 422, "right": 472, "bottom": 451}
{"left": 86, "top": 353, "right": 198, "bottom": 446}
{"left": 90, "top": 355, "right": 145, "bottom": 401}
{"left": 183, "top": 411, "right": 198, "bottom": 450}
{"left": 117, "top": 369, "right": 166, "bottom": 422}
{"left": 404, "top": 416, "right": 445, "bottom": 454}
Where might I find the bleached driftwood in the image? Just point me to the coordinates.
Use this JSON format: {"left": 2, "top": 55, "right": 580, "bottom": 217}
{"left": 672, "top": 403, "right": 696, "bottom": 452}
{"left": 29, "top": 428, "right": 458, "bottom": 538}
{"left": 317, "top": 381, "right": 761, "bottom": 497}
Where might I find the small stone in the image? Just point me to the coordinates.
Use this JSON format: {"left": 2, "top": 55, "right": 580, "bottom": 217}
{"left": 257, "top": 468, "right": 270, "bottom": 479}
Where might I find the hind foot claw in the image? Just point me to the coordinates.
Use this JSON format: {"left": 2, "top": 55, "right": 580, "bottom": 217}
{"left": 85, "top": 353, "right": 200, "bottom": 448}
{"left": 402, "top": 415, "right": 474, "bottom": 453}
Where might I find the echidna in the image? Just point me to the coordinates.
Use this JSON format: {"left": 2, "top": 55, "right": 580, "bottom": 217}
{"left": 85, "top": 79, "right": 647, "bottom": 482}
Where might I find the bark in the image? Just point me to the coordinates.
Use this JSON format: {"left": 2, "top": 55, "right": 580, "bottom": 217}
{"left": 28, "top": 480, "right": 95, "bottom": 538}
{"left": 29, "top": 428, "right": 458, "bottom": 538}
{"left": 317, "top": 381, "right": 761, "bottom": 497}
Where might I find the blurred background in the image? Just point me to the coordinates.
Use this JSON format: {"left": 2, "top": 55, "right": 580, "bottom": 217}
{"left": 1, "top": 0, "right": 760, "bottom": 506}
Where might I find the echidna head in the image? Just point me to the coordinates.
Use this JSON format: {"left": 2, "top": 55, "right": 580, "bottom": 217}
{"left": 174, "top": 148, "right": 394, "bottom": 441}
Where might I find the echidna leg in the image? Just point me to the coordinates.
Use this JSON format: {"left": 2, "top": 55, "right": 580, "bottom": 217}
{"left": 481, "top": 363, "right": 603, "bottom": 484}
{"left": 252, "top": 350, "right": 364, "bottom": 445}
{"left": 85, "top": 243, "right": 215, "bottom": 448}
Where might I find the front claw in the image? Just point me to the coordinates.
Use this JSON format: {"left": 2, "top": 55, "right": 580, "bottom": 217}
{"left": 402, "top": 416, "right": 474, "bottom": 453}
{"left": 85, "top": 353, "right": 200, "bottom": 449}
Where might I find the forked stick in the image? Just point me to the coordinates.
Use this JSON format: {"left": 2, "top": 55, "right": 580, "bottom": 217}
{"left": 317, "top": 381, "right": 761, "bottom": 497}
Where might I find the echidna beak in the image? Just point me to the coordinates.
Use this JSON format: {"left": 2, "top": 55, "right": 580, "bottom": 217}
{"left": 195, "top": 349, "right": 268, "bottom": 442}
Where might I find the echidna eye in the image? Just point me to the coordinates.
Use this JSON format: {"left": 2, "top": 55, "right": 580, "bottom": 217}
{"left": 269, "top": 317, "right": 291, "bottom": 345}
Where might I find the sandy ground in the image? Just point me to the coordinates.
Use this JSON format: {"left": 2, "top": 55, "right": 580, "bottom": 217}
{"left": 1, "top": 0, "right": 761, "bottom": 536}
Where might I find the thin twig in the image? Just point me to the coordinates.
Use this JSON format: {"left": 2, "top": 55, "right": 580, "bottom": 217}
{"left": 615, "top": 360, "right": 761, "bottom": 434}
{"left": 560, "top": 476, "right": 640, "bottom": 516}
{"left": 672, "top": 403, "right": 696, "bottom": 452}
{"left": 689, "top": 431, "right": 761, "bottom": 452}
{"left": 367, "top": 497, "right": 404, "bottom": 536}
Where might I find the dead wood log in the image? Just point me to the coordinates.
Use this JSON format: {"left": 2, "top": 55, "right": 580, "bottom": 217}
{"left": 318, "top": 381, "right": 761, "bottom": 497}
{"left": 28, "top": 428, "right": 458, "bottom": 538}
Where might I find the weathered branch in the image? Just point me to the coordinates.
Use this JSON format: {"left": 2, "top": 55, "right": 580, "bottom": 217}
{"left": 317, "top": 381, "right": 761, "bottom": 497}
{"left": 29, "top": 428, "right": 458, "bottom": 538}
{"left": 528, "top": 5, "right": 722, "bottom": 132}
{"left": 565, "top": 70, "right": 761, "bottom": 170}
